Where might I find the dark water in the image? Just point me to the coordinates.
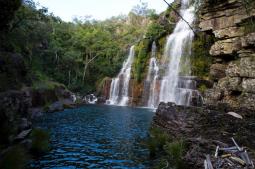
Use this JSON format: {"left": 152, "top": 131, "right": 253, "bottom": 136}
{"left": 31, "top": 105, "right": 155, "bottom": 169}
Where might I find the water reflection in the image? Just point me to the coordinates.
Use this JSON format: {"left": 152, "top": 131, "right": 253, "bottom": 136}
{"left": 31, "top": 105, "right": 154, "bottom": 169}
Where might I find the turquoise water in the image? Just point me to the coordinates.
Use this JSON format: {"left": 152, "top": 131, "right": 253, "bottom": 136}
{"left": 31, "top": 105, "right": 155, "bottom": 169}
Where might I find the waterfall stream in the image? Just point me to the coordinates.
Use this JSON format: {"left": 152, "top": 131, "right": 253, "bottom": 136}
{"left": 159, "top": 0, "right": 196, "bottom": 106}
{"left": 106, "top": 0, "right": 203, "bottom": 108}
{"left": 147, "top": 42, "right": 160, "bottom": 108}
{"left": 107, "top": 46, "right": 135, "bottom": 106}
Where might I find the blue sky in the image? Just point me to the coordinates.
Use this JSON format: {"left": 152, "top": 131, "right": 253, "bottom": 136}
{"left": 35, "top": 0, "right": 171, "bottom": 21}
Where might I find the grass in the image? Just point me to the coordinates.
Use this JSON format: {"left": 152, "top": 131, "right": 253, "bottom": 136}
{"left": 198, "top": 84, "right": 207, "bottom": 94}
{"left": 147, "top": 127, "right": 188, "bottom": 169}
{"left": 164, "top": 140, "right": 187, "bottom": 169}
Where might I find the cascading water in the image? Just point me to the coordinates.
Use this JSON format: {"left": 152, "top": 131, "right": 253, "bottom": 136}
{"left": 107, "top": 46, "right": 135, "bottom": 106}
{"left": 147, "top": 42, "right": 160, "bottom": 108}
{"left": 159, "top": 0, "right": 197, "bottom": 106}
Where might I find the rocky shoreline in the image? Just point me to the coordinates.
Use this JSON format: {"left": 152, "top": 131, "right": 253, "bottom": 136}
{"left": 0, "top": 86, "right": 79, "bottom": 166}
{"left": 152, "top": 102, "right": 255, "bottom": 168}
{"left": 149, "top": 1, "right": 255, "bottom": 167}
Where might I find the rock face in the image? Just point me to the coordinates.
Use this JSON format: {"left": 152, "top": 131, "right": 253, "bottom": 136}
{"left": 0, "top": 52, "right": 30, "bottom": 92}
{"left": 199, "top": 0, "right": 255, "bottom": 110}
{"left": 0, "top": 91, "right": 32, "bottom": 146}
{"left": 153, "top": 102, "right": 255, "bottom": 168}
{"left": 98, "top": 77, "right": 112, "bottom": 100}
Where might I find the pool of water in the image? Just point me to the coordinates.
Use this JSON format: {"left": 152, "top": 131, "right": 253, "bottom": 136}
{"left": 31, "top": 105, "right": 155, "bottom": 169}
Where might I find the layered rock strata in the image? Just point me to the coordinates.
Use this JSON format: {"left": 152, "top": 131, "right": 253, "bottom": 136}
{"left": 199, "top": 0, "right": 255, "bottom": 110}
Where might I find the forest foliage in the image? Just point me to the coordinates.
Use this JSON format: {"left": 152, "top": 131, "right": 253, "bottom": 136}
{"left": 0, "top": 0, "right": 214, "bottom": 94}
{"left": 0, "top": 0, "right": 156, "bottom": 93}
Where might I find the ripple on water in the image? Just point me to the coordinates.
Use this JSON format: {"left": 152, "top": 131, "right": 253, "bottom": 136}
{"left": 30, "top": 105, "right": 154, "bottom": 168}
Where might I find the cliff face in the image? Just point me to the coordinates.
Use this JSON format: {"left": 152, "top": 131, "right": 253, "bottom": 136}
{"left": 199, "top": 0, "right": 255, "bottom": 110}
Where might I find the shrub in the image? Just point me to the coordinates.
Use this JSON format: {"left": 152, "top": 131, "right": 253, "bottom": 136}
{"left": 0, "top": 146, "right": 29, "bottom": 169}
{"left": 190, "top": 32, "right": 214, "bottom": 78}
{"left": 133, "top": 39, "right": 151, "bottom": 82}
{"left": 198, "top": 84, "right": 207, "bottom": 94}
{"left": 164, "top": 140, "right": 187, "bottom": 169}
{"left": 147, "top": 127, "right": 170, "bottom": 157}
{"left": 30, "top": 128, "right": 50, "bottom": 155}
{"left": 241, "top": 18, "right": 255, "bottom": 35}
{"left": 148, "top": 127, "right": 188, "bottom": 169}
{"left": 145, "top": 22, "right": 165, "bottom": 40}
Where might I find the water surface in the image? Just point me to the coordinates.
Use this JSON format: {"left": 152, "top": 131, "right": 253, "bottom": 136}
{"left": 31, "top": 105, "right": 154, "bottom": 169}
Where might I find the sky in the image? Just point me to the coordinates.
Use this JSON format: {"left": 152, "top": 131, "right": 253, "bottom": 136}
{"left": 35, "top": 0, "right": 170, "bottom": 22}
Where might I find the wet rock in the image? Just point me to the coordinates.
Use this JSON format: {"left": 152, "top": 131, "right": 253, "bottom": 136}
{"left": 98, "top": 77, "right": 112, "bottom": 100}
{"left": 61, "top": 98, "right": 75, "bottom": 108}
{"left": 29, "top": 88, "right": 58, "bottom": 108}
{"left": 20, "top": 139, "right": 32, "bottom": 150}
{"left": 29, "top": 107, "right": 43, "bottom": 119}
{"left": 18, "top": 118, "right": 31, "bottom": 131}
{"left": 14, "top": 129, "right": 32, "bottom": 141}
{"left": 96, "top": 96, "right": 107, "bottom": 104}
{"left": 48, "top": 101, "right": 64, "bottom": 113}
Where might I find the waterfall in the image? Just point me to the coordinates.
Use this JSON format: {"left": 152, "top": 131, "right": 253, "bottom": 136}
{"left": 147, "top": 42, "right": 160, "bottom": 108}
{"left": 107, "top": 46, "right": 135, "bottom": 106}
{"left": 159, "top": 0, "right": 196, "bottom": 106}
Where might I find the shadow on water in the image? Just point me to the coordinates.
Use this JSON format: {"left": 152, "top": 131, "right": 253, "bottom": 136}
{"left": 30, "top": 104, "right": 155, "bottom": 169}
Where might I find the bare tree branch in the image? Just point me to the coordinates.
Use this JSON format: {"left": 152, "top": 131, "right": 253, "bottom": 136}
{"left": 82, "top": 52, "right": 99, "bottom": 83}
{"left": 162, "top": 0, "right": 196, "bottom": 35}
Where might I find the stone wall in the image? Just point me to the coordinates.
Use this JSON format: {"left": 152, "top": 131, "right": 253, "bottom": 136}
{"left": 199, "top": 0, "right": 255, "bottom": 110}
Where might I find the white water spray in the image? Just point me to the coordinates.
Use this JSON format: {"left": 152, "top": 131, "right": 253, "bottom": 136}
{"left": 159, "top": 0, "right": 196, "bottom": 105}
{"left": 147, "top": 42, "right": 160, "bottom": 108}
{"left": 107, "top": 46, "right": 135, "bottom": 106}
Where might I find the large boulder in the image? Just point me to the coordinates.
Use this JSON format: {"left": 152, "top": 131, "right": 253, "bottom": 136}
{"left": 241, "top": 33, "right": 255, "bottom": 48}
{"left": 225, "top": 60, "right": 240, "bottom": 77}
{"left": 209, "top": 38, "right": 241, "bottom": 56}
{"left": 210, "top": 63, "right": 227, "bottom": 80}
{"left": 239, "top": 56, "right": 255, "bottom": 78}
{"left": 47, "top": 101, "right": 64, "bottom": 113}
{"left": 0, "top": 90, "right": 31, "bottom": 145}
